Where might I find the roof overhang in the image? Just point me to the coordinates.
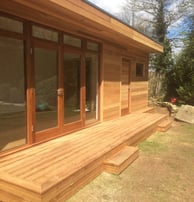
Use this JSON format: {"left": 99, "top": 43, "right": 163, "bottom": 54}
{"left": 0, "top": 0, "right": 163, "bottom": 53}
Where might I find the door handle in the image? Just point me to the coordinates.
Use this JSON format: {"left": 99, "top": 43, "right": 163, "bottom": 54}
{"left": 57, "top": 88, "right": 64, "bottom": 96}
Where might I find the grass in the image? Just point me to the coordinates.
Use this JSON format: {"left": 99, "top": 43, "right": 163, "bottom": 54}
{"left": 67, "top": 121, "right": 194, "bottom": 202}
{"left": 139, "top": 132, "right": 169, "bottom": 153}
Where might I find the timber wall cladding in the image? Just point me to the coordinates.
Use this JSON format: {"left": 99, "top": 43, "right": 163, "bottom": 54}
{"left": 130, "top": 81, "right": 148, "bottom": 112}
{"left": 130, "top": 58, "right": 149, "bottom": 112}
{"left": 103, "top": 44, "right": 121, "bottom": 121}
{"left": 102, "top": 43, "right": 150, "bottom": 119}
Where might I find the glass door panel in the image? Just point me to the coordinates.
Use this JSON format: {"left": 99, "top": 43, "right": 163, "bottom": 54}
{"left": 34, "top": 48, "right": 58, "bottom": 132}
{"left": 85, "top": 54, "right": 98, "bottom": 124}
{"left": 0, "top": 37, "right": 26, "bottom": 151}
{"left": 64, "top": 54, "right": 81, "bottom": 124}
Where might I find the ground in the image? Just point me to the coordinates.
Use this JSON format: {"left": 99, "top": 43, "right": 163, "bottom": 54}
{"left": 67, "top": 120, "right": 194, "bottom": 202}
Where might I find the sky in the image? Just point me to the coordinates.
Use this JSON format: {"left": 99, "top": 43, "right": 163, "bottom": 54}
{"left": 87, "top": 0, "right": 190, "bottom": 55}
{"left": 87, "top": 0, "right": 125, "bottom": 13}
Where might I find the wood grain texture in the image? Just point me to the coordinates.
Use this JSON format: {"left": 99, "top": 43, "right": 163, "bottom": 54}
{"left": 104, "top": 146, "right": 139, "bottom": 174}
{"left": 121, "top": 60, "right": 131, "bottom": 115}
{"left": 0, "top": 112, "right": 168, "bottom": 201}
{"left": 130, "top": 81, "right": 148, "bottom": 112}
{"left": 157, "top": 119, "right": 172, "bottom": 132}
{"left": 0, "top": 0, "right": 163, "bottom": 53}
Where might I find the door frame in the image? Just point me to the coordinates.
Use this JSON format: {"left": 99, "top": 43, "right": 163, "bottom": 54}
{"left": 32, "top": 39, "right": 61, "bottom": 142}
{"left": 0, "top": 13, "right": 101, "bottom": 155}
{"left": 62, "top": 49, "right": 85, "bottom": 132}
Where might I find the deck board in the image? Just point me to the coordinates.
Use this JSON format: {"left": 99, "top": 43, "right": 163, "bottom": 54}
{"left": 0, "top": 112, "right": 167, "bottom": 201}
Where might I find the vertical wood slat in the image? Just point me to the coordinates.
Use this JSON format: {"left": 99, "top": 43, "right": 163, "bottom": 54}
{"left": 25, "top": 21, "right": 35, "bottom": 144}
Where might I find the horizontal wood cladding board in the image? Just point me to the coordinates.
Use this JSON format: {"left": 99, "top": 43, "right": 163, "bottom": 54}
{"left": 131, "top": 87, "right": 148, "bottom": 93}
{"left": 103, "top": 44, "right": 148, "bottom": 59}
{"left": 130, "top": 81, "right": 148, "bottom": 112}
{"left": 103, "top": 106, "right": 120, "bottom": 121}
{"left": 131, "top": 82, "right": 148, "bottom": 95}
{"left": 103, "top": 43, "right": 121, "bottom": 121}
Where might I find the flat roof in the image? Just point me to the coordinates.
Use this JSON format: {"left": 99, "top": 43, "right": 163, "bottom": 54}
{"left": 0, "top": 0, "right": 163, "bottom": 53}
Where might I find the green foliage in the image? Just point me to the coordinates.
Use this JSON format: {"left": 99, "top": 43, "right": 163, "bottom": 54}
{"left": 138, "top": 132, "right": 169, "bottom": 153}
{"left": 151, "top": 38, "right": 173, "bottom": 73}
{"left": 165, "top": 15, "right": 194, "bottom": 105}
{"left": 149, "top": 0, "right": 174, "bottom": 99}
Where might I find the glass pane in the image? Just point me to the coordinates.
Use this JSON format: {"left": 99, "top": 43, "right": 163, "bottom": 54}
{"left": 0, "top": 16, "right": 23, "bottom": 33}
{"left": 35, "top": 48, "right": 58, "bottom": 131}
{"left": 87, "top": 41, "right": 99, "bottom": 51}
{"left": 32, "top": 25, "right": 58, "bottom": 42}
{"left": 64, "top": 34, "right": 81, "bottom": 48}
{"left": 136, "top": 63, "right": 144, "bottom": 77}
{"left": 64, "top": 54, "right": 81, "bottom": 123}
{"left": 0, "top": 37, "right": 26, "bottom": 151}
{"left": 85, "top": 54, "right": 98, "bottom": 124}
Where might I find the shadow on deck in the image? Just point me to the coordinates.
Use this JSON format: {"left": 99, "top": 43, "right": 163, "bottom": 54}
{"left": 0, "top": 111, "right": 170, "bottom": 201}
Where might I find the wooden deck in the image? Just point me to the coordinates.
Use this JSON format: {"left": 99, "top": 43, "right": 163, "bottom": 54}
{"left": 0, "top": 111, "right": 168, "bottom": 201}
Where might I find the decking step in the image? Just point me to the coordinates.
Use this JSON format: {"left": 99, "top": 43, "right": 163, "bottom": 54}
{"left": 103, "top": 146, "right": 139, "bottom": 175}
{"left": 157, "top": 119, "right": 172, "bottom": 132}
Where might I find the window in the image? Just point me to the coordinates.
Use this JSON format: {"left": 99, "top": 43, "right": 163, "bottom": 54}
{"left": 64, "top": 34, "right": 82, "bottom": 48}
{"left": 64, "top": 54, "right": 81, "bottom": 123}
{"left": 0, "top": 16, "right": 23, "bottom": 33}
{"left": 0, "top": 13, "right": 101, "bottom": 153}
{"left": 32, "top": 25, "right": 58, "bottom": 42}
{"left": 85, "top": 54, "right": 98, "bottom": 124}
{"left": 87, "top": 41, "right": 99, "bottom": 51}
{"left": 0, "top": 37, "right": 26, "bottom": 151}
{"left": 34, "top": 48, "right": 58, "bottom": 131}
{"left": 136, "top": 63, "right": 144, "bottom": 77}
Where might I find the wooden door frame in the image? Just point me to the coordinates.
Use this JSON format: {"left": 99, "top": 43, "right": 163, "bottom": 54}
{"left": 32, "top": 39, "right": 61, "bottom": 142}
{"left": 0, "top": 13, "right": 101, "bottom": 156}
{"left": 62, "top": 49, "right": 85, "bottom": 132}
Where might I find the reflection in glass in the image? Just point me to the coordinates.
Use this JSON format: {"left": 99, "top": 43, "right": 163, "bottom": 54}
{"left": 87, "top": 41, "right": 99, "bottom": 51}
{"left": 64, "top": 54, "right": 81, "bottom": 123}
{"left": 85, "top": 54, "right": 98, "bottom": 124}
{"left": 0, "top": 16, "right": 23, "bottom": 33}
{"left": 136, "top": 63, "right": 144, "bottom": 77}
{"left": 35, "top": 48, "right": 57, "bottom": 131}
{"left": 0, "top": 37, "right": 26, "bottom": 151}
{"left": 64, "top": 34, "right": 81, "bottom": 48}
{"left": 32, "top": 25, "right": 58, "bottom": 42}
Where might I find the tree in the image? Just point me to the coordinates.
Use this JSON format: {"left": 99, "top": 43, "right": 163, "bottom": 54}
{"left": 120, "top": 0, "right": 191, "bottom": 99}
{"left": 166, "top": 15, "right": 194, "bottom": 105}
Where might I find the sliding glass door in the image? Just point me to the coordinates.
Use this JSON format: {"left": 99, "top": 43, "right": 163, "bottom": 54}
{"left": 34, "top": 47, "right": 58, "bottom": 132}
{"left": 0, "top": 37, "right": 26, "bottom": 151}
{"left": 64, "top": 53, "right": 81, "bottom": 124}
{"left": 0, "top": 14, "right": 100, "bottom": 155}
{"left": 85, "top": 54, "right": 99, "bottom": 124}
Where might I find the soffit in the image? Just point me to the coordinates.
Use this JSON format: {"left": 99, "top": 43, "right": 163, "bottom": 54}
{"left": 0, "top": 0, "right": 163, "bottom": 53}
